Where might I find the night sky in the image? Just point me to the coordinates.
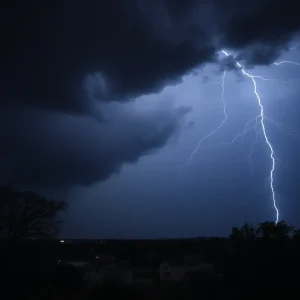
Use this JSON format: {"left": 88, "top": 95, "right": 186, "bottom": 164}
{"left": 2, "top": 0, "right": 300, "bottom": 238}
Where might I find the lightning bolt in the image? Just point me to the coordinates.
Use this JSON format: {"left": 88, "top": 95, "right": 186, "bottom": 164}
{"left": 186, "top": 49, "right": 282, "bottom": 223}
{"left": 274, "top": 60, "right": 300, "bottom": 66}
{"left": 221, "top": 50, "right": 279, "bottom": 223}
{"left": 246, "top": 75, "right": 300, "bottom": 84}
{"left": 216, "top": 115, "right": 261, "bottom": 172}
{"left": 188, "top": 70, "right": 228, "bottom": 162}
{"left": 184, "top": 46, "right": 300, "bottom": 222}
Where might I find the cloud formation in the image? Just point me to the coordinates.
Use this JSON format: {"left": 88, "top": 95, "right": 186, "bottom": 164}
{"left": 0, "top": 101, "right": 190, "bottom": 188}
{"left": 2, "top": 0, "right": 300, "bottom": 114}
{"left": 1, "top": 0, "right": 300, "bottom": 189}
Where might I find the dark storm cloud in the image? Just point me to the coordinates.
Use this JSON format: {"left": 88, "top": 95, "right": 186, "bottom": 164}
{"left": 2, "top": 0, "right": 300, "bottom": 114}
{"left": 1, "top": 0, "right": 215, "bottom": 114}
{"left": 236, "top": 44, "right": 289, "bottom": 68}
{"left": 218, "top": 1, "right": 298, "bottom": 51}
{"left": 0, "top": 102, "right": 191, "bottom": 188}
{"left": 220, "top": 55, "right": 240, "bottom": 72}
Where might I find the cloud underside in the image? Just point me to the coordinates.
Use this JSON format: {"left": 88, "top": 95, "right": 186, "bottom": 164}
{"left": 0, "top": 103, "right": 190, "bottom": 188}
{"left": 1, "top": 0, "right": 300, "bottom": 113}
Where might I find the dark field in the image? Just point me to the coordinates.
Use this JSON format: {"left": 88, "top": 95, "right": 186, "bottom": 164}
{"left": 1, "top": 238, "right": 300, "bottom": 299}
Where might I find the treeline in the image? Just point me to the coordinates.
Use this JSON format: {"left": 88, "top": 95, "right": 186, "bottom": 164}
{"left": 230, "top": 221, "right": 300, "bottom": 240}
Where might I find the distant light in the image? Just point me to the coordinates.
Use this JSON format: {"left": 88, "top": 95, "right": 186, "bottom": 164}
{"left": 95, "top": 256, "right": 99, "bottom": 259}
{"left": 60, "top": 240, "right": 65, "bottom": 243}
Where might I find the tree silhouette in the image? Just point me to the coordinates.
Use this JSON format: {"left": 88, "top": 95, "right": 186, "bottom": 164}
{"left": 231, "top": 221, "right": 298, "bottom": 241}
{"left": 256, "top": 221, "right": 294, "bottom": 240}
{"left": 230, "top": 223, "right": 256, "bottom": 240}
{"left": 0, "top": 186, "right": 67, "bottom": 238}
{"left": 292, "top": 229, "right": 300, "bottom": 240}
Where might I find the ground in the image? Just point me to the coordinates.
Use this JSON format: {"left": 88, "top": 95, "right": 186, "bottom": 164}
{"left": 1, "top": 238, "right": 300, "bottom": 299}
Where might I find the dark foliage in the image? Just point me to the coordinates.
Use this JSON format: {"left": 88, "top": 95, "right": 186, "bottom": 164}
{"left": 2, "top": 220, "right": 300, "bottom": 299}
{"left": 0, "top": 186, "right": 67, "bottom": 238}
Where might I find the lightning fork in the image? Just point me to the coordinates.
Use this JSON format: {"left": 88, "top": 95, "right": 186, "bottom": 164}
{"left": 188, "top": 70, "right": 228, "bottom": 162}
{"left": 274, "top": 60, "right": 300, "bottom": 66}
{"left": 221, "top": 50, "right": 279, "bottom": 223}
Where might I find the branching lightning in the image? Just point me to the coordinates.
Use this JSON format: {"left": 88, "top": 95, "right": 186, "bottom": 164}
{"left": 274, "top": 60, "right": 300, "bottom": 66}
{"left": 187, "top": 49, "right": 296, "bottom": 224}
{"left": 183, "top": 46, "right": 300, "bottom": 223}
{"left": 188, "top": 71, "right": 228, "bottom": 162}
{"left": 222, "top": 50, "right": 279, "bottom": 223}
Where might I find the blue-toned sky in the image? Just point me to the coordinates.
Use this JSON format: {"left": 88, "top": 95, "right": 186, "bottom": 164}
{"left": 1, "top": 0, "right": 300, "bottom": 238}
{"left": 63, "top": 47, "right": 300, "bottom": 238}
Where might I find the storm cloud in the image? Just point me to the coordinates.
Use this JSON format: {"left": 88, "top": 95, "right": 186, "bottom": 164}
{"left": 0, "top": 101, "right": 190, "bottom": 188}
{"left": 2, "top": 0, "right": 300, "bottom": 114}
{"left": 1, "top": 0, "right": 300, "bottom": 190}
